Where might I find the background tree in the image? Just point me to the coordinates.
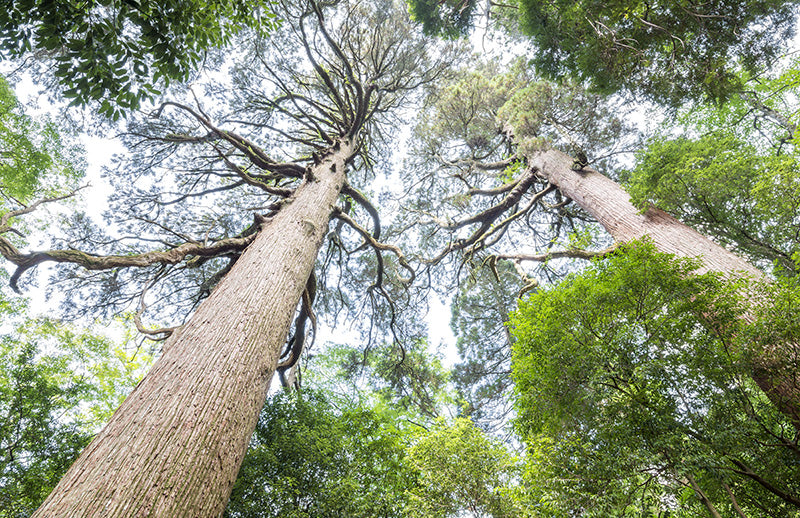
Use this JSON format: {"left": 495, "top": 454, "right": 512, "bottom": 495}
{"left": 0, "top": 283, "right": 151, "bottom": 518}
{"left": 626, "top": 62, "right": 800, "bottom": 277}
{"left": 450, "top": 260, "right": 520, "bottom": 433}
{"left": 406, "top": 417, "right": 523, "bottom": 518}
{"left": 0, "top": 0, "right": 277, "bottom": 116}
{"left": 511, "top": 243, "right": 800, "bottom": 517}
{"left": 317, "top": 340, "right": 452, "bottom": 419}
{"left": 0, "top": 1, "right": 459, "bottom": 515}
{"left": 405, "top": 0, "right": 800, "bottom": 104}
{"left": 225, "top": 388, "right": 417, "bottom": 518}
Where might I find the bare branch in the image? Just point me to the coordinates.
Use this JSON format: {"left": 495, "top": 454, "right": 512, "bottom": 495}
{"left": 135, "top": 268, "right": 180, "bottom": 341}
{"left": 495, "top": 243, "right": 620, "bottom": 263}
{"left": 436, "top": 168, "right": 539, "bottom": 231}
{"left": 211, "top": 144, "right": 296, "bottom": 197}
{"left": 0, "top": 187, "right": 86, "bottom": 229}
{"left": 0, "top": 231, "right": 259, "bottom": 293}
{"left": 151, "top": 101, "right": 306, "bottom": 177}
{"left": 332, "top": 207, "right": 415, "bottom": 285}
{"left": 342, "top": 183, "right": 381, "bottom": 240}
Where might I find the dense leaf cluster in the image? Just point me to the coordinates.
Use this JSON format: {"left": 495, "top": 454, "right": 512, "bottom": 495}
{"left": 226, "top": 387, "right": 523, "bottom": 518}
{"left": 511, "top": 242, "right": 800, "bottom": 516}
{"left": 0, "top": 0, "right": 277, "bottom": 117}
{"left": 0, "top": 77, "right": 83, "bottom": 204}
{"left": 518, "top": 0, "right": 800, "bottom": 104}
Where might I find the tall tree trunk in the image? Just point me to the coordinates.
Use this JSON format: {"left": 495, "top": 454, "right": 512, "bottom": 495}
{"left": 530, "top": 149, "right": 800, "bottom": 425}
{"left": 33, "top": 141, "right": 354, "bottom": 517}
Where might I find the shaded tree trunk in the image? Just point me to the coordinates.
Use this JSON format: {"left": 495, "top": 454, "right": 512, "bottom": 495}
{"left": 531, "top": 148, "right": 800, "bottom": 425}
{"left": 32, "top": 141, "right": 354, "bottom": 517}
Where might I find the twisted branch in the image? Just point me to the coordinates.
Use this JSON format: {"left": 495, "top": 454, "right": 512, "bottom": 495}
{"left": 332, "top": 207, "right": 415, "bottom": 285}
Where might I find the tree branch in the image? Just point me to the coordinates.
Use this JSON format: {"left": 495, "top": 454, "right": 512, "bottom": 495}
{"left": 332, "top": 207, "right": 414, "bottom": 285}
{"left": 0, "top": 231, "right": 259, "bottom": 293}
{"left": 495, "top": 244, "right": 620, "bottom": 263}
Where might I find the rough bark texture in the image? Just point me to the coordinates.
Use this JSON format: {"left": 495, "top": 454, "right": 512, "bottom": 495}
{"left": 531, "top": 148, "right": 800, "bottom": 424}
{"left": 531, "top": 149, "right": 764, "bottom": 277}
{"left": 32, "top": 143, "right": 353, "bottom": 517}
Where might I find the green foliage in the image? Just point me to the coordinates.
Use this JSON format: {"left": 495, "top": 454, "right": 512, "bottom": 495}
{"left": 450, "top": 260, "right": 519, "bottom": 429}
{"left": 627, "top": 100, "right": 800, "bottom": 276}
{"left": 225, "top": 388, "right": 417, "bottom": 518}
{"left": 517, "top": 0, "right": 799, "bottom": 105}
{"left": 226, "top": 388, "right": 527, "bottom": 518}
{"left": 0, "top": 0, "right": 277, "bottom": 116}
{"left": 409, "top": 0, "right": 798, "bottom": 103}
{"left": 415, "top": 58, "right": 633, "bottom": 172}
{"left": 0, "top": 289, "right": 151, "bottom": 517}
{"left": 406, "top": 417, "right": 523, "bottom": 518}
{"left": 311, "top": 340, "right": 452, "bottom": 419}
{"left": 406, "top": 0, "right": 478, "bottom": 38}
{"left": 510, "top": 242, "right": 800, "bottom": 516}
{"left": 0, "top": 340, "right": 90, "bottom": 518}
{"left": 0, "top": 76, "right": 83, "bottom": 205}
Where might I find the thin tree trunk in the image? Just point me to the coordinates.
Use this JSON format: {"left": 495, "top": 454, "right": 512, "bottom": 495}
{"left": 530, "top": 149, "right": 800, "bottom": 425}
{"left": 722, "top": 481, "right": 749, "bottom": 518}
{"left": 33, "top": 141, "right": 354, "bottom": 517}
{"left": 686, "top": 474, "right": 724, "bottom": 518}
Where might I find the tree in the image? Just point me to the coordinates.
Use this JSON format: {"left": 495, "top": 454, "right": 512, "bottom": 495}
{"left": 625, "top": 63, "right": 800, "bottom": 277}
{"left": 0, "top": 1, "right": 458, "bottom": 515}
{"left": 405, "top": 0, "right": 800, "bottom": 104}
{"left": 225, "top": 389, "right": 417, "bottom": 518}
{"left": 0, "top": 75, "right": 83, "bottom": 204}
{"left": 406, "top": 417, "right": 523, "bottom": 517}
{"left": 405, "top": 60, "right": 800, "bottom": 427}
{"left": 225, "top": 365, "right": 525, "bottom": 518}
{"left": 0, "top": 0, "right": 276, "bottom": 116}
{"left": 511, "top": 243, "right": 800, "bottom": 516}
{"left": 450, "top": 260, "right": 520, "bottom": 431}
{"left": 0, "top": 283, "right": 151, "bottom": 518}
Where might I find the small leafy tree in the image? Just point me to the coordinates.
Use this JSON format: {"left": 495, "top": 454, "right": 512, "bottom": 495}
{"left": 407, "top": 417, "right": 523, "bottom": 518}
{"left": 0, "top": 288, "right": 152, "bottom": 518}
{"left": 511, "top": 242, "right": 800, "bottom": 516}
{"left": 0, "top": 76, "right": 83, "bottom": 205}
{"left": 225, "top": 388, "right": 416, "bottom": 518}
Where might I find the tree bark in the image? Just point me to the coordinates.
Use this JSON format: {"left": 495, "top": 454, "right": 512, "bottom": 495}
{"left": 32, "top": 141, "right": 354, "bottom": 517}
{"left": 530, "top": 149, "right": 800, "bottom": 425}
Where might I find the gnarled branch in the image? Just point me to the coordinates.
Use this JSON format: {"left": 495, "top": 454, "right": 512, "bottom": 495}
{"left": 332, "top": 207, "right": 415, "bottom": 285}
{"left": 1, "top": 230, "right": 258, "bottom": 293}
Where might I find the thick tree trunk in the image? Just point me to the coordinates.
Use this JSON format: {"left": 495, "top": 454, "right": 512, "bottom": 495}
{"left": 33, "top": 142, "right": 353, "bottom": 517}
{"left": 530, "top": 149, "right": 800, "bottom": 424}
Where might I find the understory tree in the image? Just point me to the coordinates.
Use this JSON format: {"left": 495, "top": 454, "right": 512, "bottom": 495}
{"left": 0, "top": 279, "right": 151, "bottom": 518}
{"left": 226, "top": 362, "right": 522, "bottom": 518}
{"left": 0, "top": 0, "right": 459, "bottom": 514}
{"left": 511, "top": 243, "right": 800, "bottom": 516}
{"left": 224, "top": 389, "right": 416, "bottom": 518}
